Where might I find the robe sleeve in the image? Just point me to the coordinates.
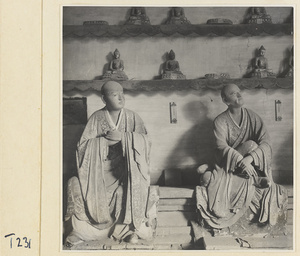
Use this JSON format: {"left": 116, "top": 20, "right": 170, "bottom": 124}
{"left": 213, "top": 115, "right": 243, "bottom": 172}
{"left": 120, "top": 110, "right": 151, "bottom": 229}
{"left": 76, "top": 112, "right": 105, "bottom": 167}
{"left": 247, "top": 111, "right": 272, "bottom": 175}
{"left": 75, "top": 112, "right": 113, "bottom": 224}
{"left": 76, "top": 112, "right": 108, "bottom": 200}
{"left": 120, "top": 110, "right": 150, "bottom": 162}
{"left": 133, "top": 112, "right": 150, "bottom": 158}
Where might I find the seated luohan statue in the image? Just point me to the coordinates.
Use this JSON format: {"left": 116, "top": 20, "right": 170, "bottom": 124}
{"left": 161, "top": 50, "right": 186, "bottom": 80}
{"left": 102, "top": 49, "right": 129, "bottom": 80}
{"left": 64, "top": 81, "right": 157, "bottom": 247}
{"left": 165, "top": 7, "right": 191, "bottom": 24}
{"left": 125, "top": 7, "right": 151, "bottom": 25}
{"left": 195, "top": 84, "right": 288, "bottom": 236}
{"left": 251, "top": 45, "right": 275, "bottom": 78}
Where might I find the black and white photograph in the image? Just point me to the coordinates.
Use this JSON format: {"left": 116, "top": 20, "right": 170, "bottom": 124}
{"left": 62, "top": 6, "right": 294, "bottom": 251}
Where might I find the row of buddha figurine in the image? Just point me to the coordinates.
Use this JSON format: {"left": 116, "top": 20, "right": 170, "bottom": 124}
{"left": 84, "top": 7, "right": 291, "bottom": 26}
{"left": 101, "top": 46, "right": 293, "bottom": 81}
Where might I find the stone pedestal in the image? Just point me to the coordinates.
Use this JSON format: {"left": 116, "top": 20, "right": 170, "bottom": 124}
{"left": 162, "top": 72, "right": 186, "bottom": 80}
{"left": 252, "top": 69, "right": 276, "bottom": 78}
{"left": 102, "top": 71, "right": 128, "bottom": 81}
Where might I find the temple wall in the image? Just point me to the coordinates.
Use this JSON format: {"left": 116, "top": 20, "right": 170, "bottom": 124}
{"left": 63, "top": 36, "right": 293, "bottom": 81}
{"left": 63, "top": 89, "right": 293, "bottom": 185}
{"left": 63, "top": 7, "right": 293, "bottom": 185}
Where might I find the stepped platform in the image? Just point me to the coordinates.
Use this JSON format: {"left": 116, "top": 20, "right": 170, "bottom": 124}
{"left": 64, "top": 185, "right": 293, "bottom": 250}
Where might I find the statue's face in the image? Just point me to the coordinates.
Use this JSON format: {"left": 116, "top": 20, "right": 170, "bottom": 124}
{"left": 259, "top": 50, "right": 265, "bottom": 56}
{"left": 223, "top": 84, "right": 244, "bottom": 108}
{"left": 254, "top": 7, "right": 260, "bottom": 14}
{"left": 174, "top": 8, "right": 181, "bottom": 17}
{"left": 114, "top": 53, "right": 120, "bottom": 59}
{"left": 103, "top": 85, "right": 125, "bottom": 111}
{"left": 169, "top": 52, "right": 175, "bottom": 60}
{"left": 136, "top": 8, "right": 142, "bottom": 15}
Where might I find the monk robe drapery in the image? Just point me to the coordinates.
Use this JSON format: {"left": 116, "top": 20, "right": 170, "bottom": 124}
{"left": 65, "top": 107, "right": 151, "bottom": 237}
{"left": 196, "top": 108, "right": 288, "bottom": 229}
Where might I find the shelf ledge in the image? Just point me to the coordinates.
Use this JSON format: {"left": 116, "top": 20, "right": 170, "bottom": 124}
{"left": 63, "top": 24, "right": 292, "bottom": 38}
{"left": 63, "top": 78, "right": 293, "bottom": 92}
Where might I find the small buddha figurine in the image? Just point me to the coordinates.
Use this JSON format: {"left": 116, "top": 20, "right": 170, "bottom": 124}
{"left": 162, "top": 50, "right": 186, "bottom": 80}
{"left": 102, "top": 49, "right": 128, "bottom": 80}
{"left": 125, "top": 7, "right": 151, "bottom": 25}
{"left": 255, "top": 45, "right": 268, "bottom": 69}
{"left": 285, "top": 46, "right": 293, "bottom": 77}
{"left": 251, "top": 45, "right": 275, "bottom": 78}
{"left": 247, "top": 7, "right": 272, "bottom": 24}
{"left": 165, "top": 7, "right": 191, "bottom": 25}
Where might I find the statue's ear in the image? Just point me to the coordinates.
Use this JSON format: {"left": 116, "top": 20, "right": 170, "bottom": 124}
{"left": 101, "top": 95, "right": 106, "bottom": 105}
{"left": 222, "top": 97, "right": 229, "bottom": 105}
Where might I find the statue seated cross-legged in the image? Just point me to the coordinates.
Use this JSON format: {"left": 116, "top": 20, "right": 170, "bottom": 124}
{"left": 125, "top": 7, "right": 151, "bottom": 25}
{"left": 161, "top": 50, "right": 186, "bottom": 80}
{"left": 102, "top": 49, "right": 129, "bottom": 81}
{"left": 165, "top": 7, "right": 191, "bottom": 25}
{"left": 251, "top": 45, "right": 276, "bottom": 78}
{"left": 195, "top": 84, "right": 288, "bottom": 238}
{"left": 247, "top": 7, "right": 272, "bottom": 24}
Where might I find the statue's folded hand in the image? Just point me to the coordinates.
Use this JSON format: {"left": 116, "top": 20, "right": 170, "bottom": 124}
{"left": 241, "top": 164, "right": 257, "bottom": 178}
{"left": 237, "top": 155, "right": 253, "bottom": 169}
{"left": 104, "top": 130, "right": 122, "bottom": 141}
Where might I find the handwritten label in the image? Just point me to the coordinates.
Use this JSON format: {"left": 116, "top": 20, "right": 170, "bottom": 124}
{"left": 4, "top": 233, "right": 31, "bottom": 249}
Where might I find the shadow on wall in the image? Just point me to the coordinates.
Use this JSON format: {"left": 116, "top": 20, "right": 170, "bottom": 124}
{"left": 164, "top": 100, "right": 215, "bottom": 185}
{"left": 243, "top": 48, "right": 258, "bottom": 78}
{"left": 272, "top": 131, "right": 293, "bottom": 185}
{"left": 242, "top": 7, "right": 251, "bottom": 24}
{"left": 278, "top": 47, "right": 293, "bottom": 78}
{"left": 153, "top": 51, "right": 168, "bottom": 80}
{"left": 94, "top": 52, "right": 112, "bottom": 80}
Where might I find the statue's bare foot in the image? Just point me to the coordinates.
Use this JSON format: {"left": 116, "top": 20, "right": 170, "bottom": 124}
{"left": 126, "top": 233, "right": 139, "bottom": 244}
{"left": 197, "top": 164, "right": 209, "bottom": 174}
{"left": 200, "top": 171, "right": 212, "bottom": 187}
{"left": 65, "top": 232, "right": 84, "bottom": 247}
{"left": 253, "top": 177, "right": 271, "bottom": 188}
{"left": 213, "top": 228, "right": 230, "bottom": 237}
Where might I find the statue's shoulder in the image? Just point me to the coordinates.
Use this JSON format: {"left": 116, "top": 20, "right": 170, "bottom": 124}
{"left": 123, "top": 108, "right": 144, "bottom": 121}
{"left": 88, "top": 108, "right": 106, "bottom": 120}
{"left": 214, "top": 110, "right": 228, "bottom": 125}
{"left": 123, "top": 108, "right": 138, "bottom": 116}
{"left": 244, "top": 108, "right": 261, "bottom": 120}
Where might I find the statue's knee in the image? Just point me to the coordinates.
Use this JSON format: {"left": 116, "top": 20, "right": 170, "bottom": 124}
{"left": 68, "top": 176, "right": 79, "bottom": 186}
{"left": 200, "top": 171, "right": 212, "bottom": 187}
{"left": 197, "top": 164, "right": 210, "bottom": 174}
{"left": 236, "top": 140, "right": 258, "bottom": 156}
{"left": 67, "top": 176, "right": 80, "bottom": 192}
{"left": 197, "top": 164, "right": 213, "bottom": 187}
